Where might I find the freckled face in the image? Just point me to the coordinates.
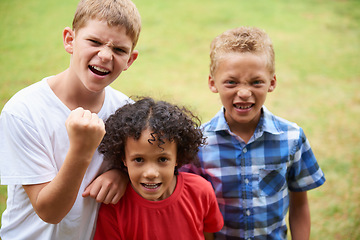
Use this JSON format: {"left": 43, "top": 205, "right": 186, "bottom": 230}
{"left": 124, "top": 129, "right": 178, "bottom": 201}
{"left": 209, "top": 52, "right": 276, "bottom": 132}
{"left": 66, "top": 19, "right": 138, "bottom": 93}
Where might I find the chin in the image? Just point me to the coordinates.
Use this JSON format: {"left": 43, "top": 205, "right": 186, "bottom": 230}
{"left": 84, "top": 84, "right": 107, "bottom": 93}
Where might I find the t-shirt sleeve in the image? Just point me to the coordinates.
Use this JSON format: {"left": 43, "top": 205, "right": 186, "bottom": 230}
{"left": 0, "top": 112, "right": 56, "bottom": 185}
{"left": 203, "top": 180, "right": 224, "bottom": 233}
{"left": 94, "top": 203, "right": 121, "bottom": 240}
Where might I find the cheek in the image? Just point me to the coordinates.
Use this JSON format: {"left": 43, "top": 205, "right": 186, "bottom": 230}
{"left": 219, "top": 91, "right": 235, "bottom": 103}
{"left": 162, "top": 167, "right": 176, "bottom": 180}
{"left": 115, "top": 56, "right": 131, "bottom": 69}
{"left": 255, "top": 90, "right": 268, "bottom": 100}
{"left": 126, "top": 165, "right": 141, "bottom": 179}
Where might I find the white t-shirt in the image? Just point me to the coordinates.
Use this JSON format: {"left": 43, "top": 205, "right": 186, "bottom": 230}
{"left": 0, "top": 77, "right": 131, "bottom": 240}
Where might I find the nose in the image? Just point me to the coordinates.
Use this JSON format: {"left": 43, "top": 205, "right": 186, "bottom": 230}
{"left": 143, "top": 164, "right": 159, "bottom": 179}
{"left": 98, "top": 46, "right": 113, "bottom": 62}
{"left": 237, "top": 88, "right": 252, "bottom": 99}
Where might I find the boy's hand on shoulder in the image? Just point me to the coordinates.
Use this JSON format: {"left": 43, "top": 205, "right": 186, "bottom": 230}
{"left": 82, "top": 169, "right": 128, "bottom": 204}
{"left": 66, "top": 107, "right": 106, "bottom": 160}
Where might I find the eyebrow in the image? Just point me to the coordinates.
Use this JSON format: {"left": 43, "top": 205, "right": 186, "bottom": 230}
{"left": 87, "top": 35, "right": 131, "bottom": 53}
{"left": 127, "top": 151, "right": 173, "bottom": 159}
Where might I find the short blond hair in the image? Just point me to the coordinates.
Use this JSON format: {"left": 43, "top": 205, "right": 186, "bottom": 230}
{"left": 72, "top": 0, "right": 141, "bottom": 50}
{"left": 210, "top": 26, "right": 275, "bottom": 77}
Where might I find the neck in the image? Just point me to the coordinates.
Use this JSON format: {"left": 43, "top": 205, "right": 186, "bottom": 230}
{"left": 48, "top": 70, "right": 105, "bottom": 113}
{"left": 226, "top": 118, "right": 260, "bottom": 144}
{"left": 230, "top": 125, "right": 255, "bottom": 144}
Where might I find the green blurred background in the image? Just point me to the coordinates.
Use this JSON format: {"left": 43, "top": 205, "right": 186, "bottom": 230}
{"left": 1, "top": 0, "right": 359, "bottom": 239}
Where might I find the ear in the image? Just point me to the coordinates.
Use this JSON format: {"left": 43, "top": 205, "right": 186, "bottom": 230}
{"left": 123, "top": 50, "right": 139, "bottom": 71}
{"left": 63, "top": 27, "right": 75, "bottom": 54}
{"left": 268, "top": 74, "right": 277, "bottom": 92}
{"left": 208, "top": 75, "right": 219, "bottom": 93}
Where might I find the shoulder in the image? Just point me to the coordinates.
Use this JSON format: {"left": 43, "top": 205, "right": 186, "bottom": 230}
{"left": 105, "top": 86, "right": 129, "bottom": 99}
{"left": 101, "top": 86, "right": 132, "bottom": 118}
{"left": 180, "top": 172, "right": 213, "bottom": 192}
{"left": 200, "top": 120, "right": 213, "bottom": 133}
{"left": 106, "top": 86, "right": 132, "bottom": 101}
{"left": 3, "top": 80, "right": 46, "bottom": 108}
{"left": 181, "top": 172, "right": 208, "bottom": 181}
{"left": 104, "top": 86, "right": 132, "bottom": 106}
{"left": 179, "top": 173, "right": 218, "bottom": 215}
{"left": 262, "top": 106, "right": 303, "bottom": 136}
{"left": 201, "top": 109, "right": 227, "bottom": 134}
{"left": 1, "top": 79, "right": 54, "bottom": 122}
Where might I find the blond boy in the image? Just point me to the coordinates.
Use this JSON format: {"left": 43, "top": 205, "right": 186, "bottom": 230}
{"left": 181, "top": 27, "right": 325, "bottom": 239}
{"left": 0, "top": 0, "right": 140, "bottom": 239}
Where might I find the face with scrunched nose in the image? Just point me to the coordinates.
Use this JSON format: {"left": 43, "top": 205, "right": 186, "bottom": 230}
{"left": 64, "top": 18, "right": 138, "bottom": 93}
{"left": 209, "top": 52, "right": 276, "bottom": 135}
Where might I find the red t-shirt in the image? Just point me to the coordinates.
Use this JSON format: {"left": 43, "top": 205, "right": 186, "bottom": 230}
{"left": 94, "top": 172, "right": 224, "bottom": 240}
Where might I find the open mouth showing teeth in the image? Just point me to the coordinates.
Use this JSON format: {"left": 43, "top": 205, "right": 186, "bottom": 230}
{"left": 141, "top": 183, "right": 161, "bottom": 189}
{"left": 89, "top": 65, "right": 110, "bottom": 76}
{"left": 234, "top": 104, "right": 254, "bottom": 109}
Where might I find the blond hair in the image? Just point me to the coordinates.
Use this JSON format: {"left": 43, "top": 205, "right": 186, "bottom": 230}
{"left": 72, "top": 0, "right": 141, "bottom": 50}
{"left": 210, "top": 26, "right": 275, "bottom": 77}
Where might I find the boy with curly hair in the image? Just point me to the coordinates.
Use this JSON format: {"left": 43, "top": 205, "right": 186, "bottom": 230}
{"left": 0, "top": 0, "right": 141, "bottom": 239}
{"left": 94, "top": 97, "right": 224, "bottom": 240}
{"left": 181, "top": 27, "right": 326, "bottom": 239}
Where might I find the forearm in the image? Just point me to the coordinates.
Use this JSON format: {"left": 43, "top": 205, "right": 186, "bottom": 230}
{"left": 289, "top": 191, "right": 311, "bottom": 240}
{"left": 23, "top": 108, "right": 105, "bottom": 224}
{"left": 24, "top": 150, "right": 93, "bottom": 223}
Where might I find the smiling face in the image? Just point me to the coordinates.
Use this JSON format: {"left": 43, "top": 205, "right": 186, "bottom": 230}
{"left": 124, "top": 128, "right": 178, "bottom": 201}
{"left": 209, "top": 52, "right": 276, "bottom": 135}
{"left": 64, "top": 18, "right": 138, "bottom": 93}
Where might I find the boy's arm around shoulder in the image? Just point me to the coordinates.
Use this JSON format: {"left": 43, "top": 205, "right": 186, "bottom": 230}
{"left": 23, "top": 108, "right": 105, "bottom": 224}
{"left": 82, "top": 168, "right": 129, "bottom": 204}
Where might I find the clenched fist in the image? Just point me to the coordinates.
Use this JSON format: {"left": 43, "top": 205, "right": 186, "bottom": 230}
{"left": 65, "top": 107, "right": 106, "bottom": 163}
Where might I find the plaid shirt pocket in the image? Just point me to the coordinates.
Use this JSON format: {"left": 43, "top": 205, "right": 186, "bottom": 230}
{"left": 258, "top": 167, "right": 287, "bottom": 196}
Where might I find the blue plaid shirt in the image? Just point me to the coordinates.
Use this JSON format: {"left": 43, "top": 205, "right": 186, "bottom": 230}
{"left": 181, "top": 106, "right": 325, "bottom": 240}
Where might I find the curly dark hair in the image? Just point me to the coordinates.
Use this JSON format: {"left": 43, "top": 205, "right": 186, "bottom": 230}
{"left": 98, "top": 97, "right": 205, "bottom": 173}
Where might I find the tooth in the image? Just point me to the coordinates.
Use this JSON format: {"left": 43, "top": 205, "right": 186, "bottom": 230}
{"left": 236, "top": 105, "right": 252, "bottom": 109}
{"left": 144, "top": 183, "right": 159, "bottom": 189}
{"left": 93, "top": 66, "right": 108, "bottom": 73}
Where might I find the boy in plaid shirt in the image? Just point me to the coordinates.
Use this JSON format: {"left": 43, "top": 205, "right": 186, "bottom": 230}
{"left": 181, "top": 26, "right": 325, "bottom": 240}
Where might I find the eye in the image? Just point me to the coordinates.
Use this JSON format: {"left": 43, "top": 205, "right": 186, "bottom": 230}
{"left": 88, "top": 39, "right": 102, "bottom": 45}
{"left": 253, "top": 80, "right": 261, "bottom": 85}
{"left": 158, "top": 157, "right": 169, "bottom": 163}
{"left": 224, "top": 80, "right": 237, "bottom": 87}
{"left": 134, "top": 157, "right": 143, "bottom": 163}
{"left": 113, "top": 47, "right": 127, "bottom": 54}
{"left": 226, "top": 80, "right": 236, "bottom": 84}
{"left": 252, "top": 79, "right": 265, "bottom": 86}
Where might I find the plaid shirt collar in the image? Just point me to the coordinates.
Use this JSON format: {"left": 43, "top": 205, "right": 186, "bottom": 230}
{"left": 207, "top": 106, "right": 284, "bottom": 138}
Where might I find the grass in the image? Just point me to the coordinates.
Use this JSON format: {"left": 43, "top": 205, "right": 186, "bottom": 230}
{"left": 1, "top": 0, "right": 359, "bottom": 239}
